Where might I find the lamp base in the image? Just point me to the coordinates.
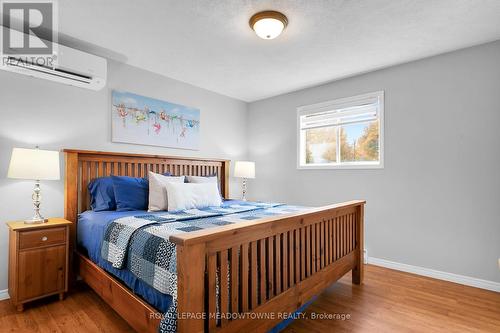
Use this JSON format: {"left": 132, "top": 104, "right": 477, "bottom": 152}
{"left": 25, "top": 180, "right": 47, "bottom": 224}
{"left": 241, "top": 178, "right": 247, "bottom": 201}
{"left": 24, "top": 217, "right": 48, "bottom": 224}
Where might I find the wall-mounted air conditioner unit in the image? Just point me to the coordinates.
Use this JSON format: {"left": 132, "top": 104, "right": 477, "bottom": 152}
{"left": 0, "top": 27, "right": 107, "bottom": 90}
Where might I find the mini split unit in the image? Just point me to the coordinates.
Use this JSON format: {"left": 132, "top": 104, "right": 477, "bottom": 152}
{"left": 0, "top": 27, "right": 107, "bottom": 90}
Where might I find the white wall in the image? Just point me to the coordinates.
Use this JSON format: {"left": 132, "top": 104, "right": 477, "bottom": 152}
{"left": 247, "top": 41, "right": 500, "bottom": 284}
{"left": 0, "top": 60, "right": 247, "bottom": 291}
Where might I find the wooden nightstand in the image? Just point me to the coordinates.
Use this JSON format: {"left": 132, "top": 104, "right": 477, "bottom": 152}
{"left": 6, "top": 218, "right": 71, "bottom": 311}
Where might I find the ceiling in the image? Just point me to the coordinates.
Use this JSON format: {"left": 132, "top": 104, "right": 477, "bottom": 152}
{"left": 57, "top": 0, "right": 500, "bottom": 102}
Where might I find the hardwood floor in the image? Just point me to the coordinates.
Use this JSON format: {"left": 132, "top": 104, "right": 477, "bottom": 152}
{"left": 0, "top": 283, "right": 135, "bottom": 333}
{"left": 284, "top": 265, "right": 500, "bottom": 333}
{"left": 1, "top": 265, "right": 499, "bottom": 332}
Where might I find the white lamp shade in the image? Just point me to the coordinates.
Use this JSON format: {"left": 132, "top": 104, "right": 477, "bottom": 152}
{"left": 234, "top": 161, "right": 255, "bottom": 179}
{"left": 8, "top": 148, "right": 60, "bottom": 180}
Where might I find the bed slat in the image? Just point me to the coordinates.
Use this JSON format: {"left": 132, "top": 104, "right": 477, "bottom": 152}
{"left": 240, "top": 243, "right": 249, "bottom": 312}
{"left": 275, "top": 234, "right": 281, "bottom": 294}
{"left": 282, "top": 232, "right": 288, "bottom": 291}
{"left": 208, "top": 253, "right": 217, "bottom": 331}
{"left": 250, "top": 241, "right": 258, "bottom": 309}
{"left": 259, "top": 239, "right": 266, "bottom": 304}
{"left": 230, "top": 246, "right": 239, "bottom": 314}
{"left": 289, "top": 230, "right": 295, "bottom": 287}
{"left": 220, "top": 250, "right": 229, "bottom": 327}
{"left": 267, "top": 236, "right": 274, "bottom": 298}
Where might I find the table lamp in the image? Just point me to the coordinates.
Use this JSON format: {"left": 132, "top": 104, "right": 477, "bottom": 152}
{"left": 7, "top": 147, "right": 60, "bottom": 224}
{"left": 234, "top": 161, "right": 255, "bottom": 201}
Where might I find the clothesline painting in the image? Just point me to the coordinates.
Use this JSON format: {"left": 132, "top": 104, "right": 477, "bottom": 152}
{"left": 111, "top": 90, "right": 200, "bottom": 150}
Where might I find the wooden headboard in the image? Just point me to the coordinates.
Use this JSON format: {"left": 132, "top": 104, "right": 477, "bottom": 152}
{"left": 63, "top": 149, "right": 230, "bottom": 225}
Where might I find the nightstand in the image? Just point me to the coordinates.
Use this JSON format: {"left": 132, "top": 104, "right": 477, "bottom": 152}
{"left": 6, "top": 218, "right": 71, "bottom": 311}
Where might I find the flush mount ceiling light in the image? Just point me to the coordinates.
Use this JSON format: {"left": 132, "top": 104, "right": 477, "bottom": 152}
{"left": 249, "top": 11, "right": 288, "bottom": 40}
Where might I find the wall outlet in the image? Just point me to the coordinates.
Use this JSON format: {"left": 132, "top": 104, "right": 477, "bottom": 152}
{"left": 498, "top": 258, "right": 500, "bottom": 270}
{"left": 363, "top": 249, "right": 368, "bottom": 264}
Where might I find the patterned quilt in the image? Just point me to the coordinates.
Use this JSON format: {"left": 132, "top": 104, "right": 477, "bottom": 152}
{"left": 100, "top": 200, "right": 310, "bottom": 333}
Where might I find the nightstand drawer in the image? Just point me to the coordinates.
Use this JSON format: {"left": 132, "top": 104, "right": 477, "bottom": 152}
{"left": 19, "top": 227, "right": 66, "bottom": 250}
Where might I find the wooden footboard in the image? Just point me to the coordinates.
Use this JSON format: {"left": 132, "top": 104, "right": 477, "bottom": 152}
{"left": 171, "top": 200, "right": 365, "bottom": 333}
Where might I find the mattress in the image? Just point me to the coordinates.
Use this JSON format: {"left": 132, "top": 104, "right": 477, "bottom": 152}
{"left": 77, "top": 209, "right": 173, "bottom": 312}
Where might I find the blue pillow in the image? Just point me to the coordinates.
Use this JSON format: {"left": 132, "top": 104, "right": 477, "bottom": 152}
{"left": 111, "top": 175, "right": 149, "bottom": 211}
{"left": 88, "top": 177, "right": 116, "bottom": 211}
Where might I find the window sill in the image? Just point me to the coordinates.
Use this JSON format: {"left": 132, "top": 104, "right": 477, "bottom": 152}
{"left": 297, "top": 163, "right": 384, "bottom": 170}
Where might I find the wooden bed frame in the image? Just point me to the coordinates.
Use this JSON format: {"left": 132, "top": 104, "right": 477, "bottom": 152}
{"left": 64, "top": 149, "right": 365, "bottom": 333}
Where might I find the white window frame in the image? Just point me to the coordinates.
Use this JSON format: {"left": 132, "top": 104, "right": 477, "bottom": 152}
{"left": 297, "top": 91, "right": 384, "bottom": 170}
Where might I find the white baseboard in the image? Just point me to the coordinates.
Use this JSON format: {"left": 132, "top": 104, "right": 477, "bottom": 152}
{"left": 367, "top": 257, "right": 500, "bottom": 293}
{"left": 0, "top": 289, "right": 9, "bottom": 301}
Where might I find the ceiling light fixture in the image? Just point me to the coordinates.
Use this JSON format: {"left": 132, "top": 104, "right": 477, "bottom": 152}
{"left": 249, "top": 11, "right": 288, "bottom": 40}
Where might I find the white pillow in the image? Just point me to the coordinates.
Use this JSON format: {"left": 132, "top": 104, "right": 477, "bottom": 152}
{"left": 186, "top": 175, "right": 221, "bottom": 196}
{"left": 165, "top": 182, "right": 222, "bottom": 211}
{"left": 148, "top": 171, "right": 185, "bottom": 211}
{"left": 186, "top": 175, "right": 218, "bottom": 183}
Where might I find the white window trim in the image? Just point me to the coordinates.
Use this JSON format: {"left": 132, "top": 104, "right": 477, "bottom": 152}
{"left": 296, "top": 91, "right": 384, "bottom": 170}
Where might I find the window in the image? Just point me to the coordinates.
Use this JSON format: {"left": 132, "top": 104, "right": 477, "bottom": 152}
{"left": 298, "top": 91, "right": 384, "bottom": 169}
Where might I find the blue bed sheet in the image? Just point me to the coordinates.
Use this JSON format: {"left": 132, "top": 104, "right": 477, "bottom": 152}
{"left": 77, "top": 209, "right": 173, "bottom": 313}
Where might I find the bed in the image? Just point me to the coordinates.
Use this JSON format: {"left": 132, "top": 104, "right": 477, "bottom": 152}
{"left": 64, "top": 149, "right": 365, "bottom": 333}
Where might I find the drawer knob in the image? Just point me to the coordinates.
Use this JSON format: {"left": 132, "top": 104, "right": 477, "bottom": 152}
{"left": 41, "top": 236, "right": 48, "bottom": 241}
